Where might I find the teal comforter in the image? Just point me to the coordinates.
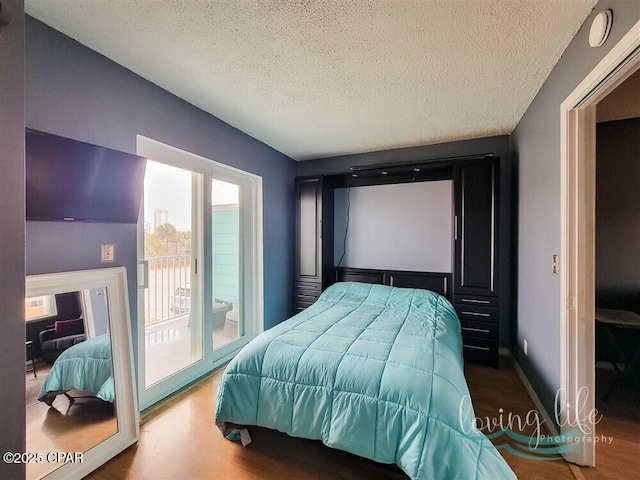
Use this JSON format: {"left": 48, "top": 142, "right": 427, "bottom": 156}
{"left": 215, "top": 282, "right": 515, "bottom": 479}
{"left": 38, "top": 333, "right": 114, "bottom": 404}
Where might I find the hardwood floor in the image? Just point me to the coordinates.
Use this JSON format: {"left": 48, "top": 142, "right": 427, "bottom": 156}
{"left": 26, "top": 362, "right": 117, "bottom": 480}
{"left": 87, "top": 357, "right": 638, "bottom": 479}
{"left": 464, "top": 359, "right": 576, "bottom": 480}
{"left": 579, "top": 368, "right": 640, "bottom": 480}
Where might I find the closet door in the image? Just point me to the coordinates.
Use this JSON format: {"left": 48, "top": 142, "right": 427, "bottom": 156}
{"left": 296, "top": 177, "right": 322, "bottom": 283}
{"left": 453, "top": 159, "right": 499, "bottom": 297}
{"left": 295, "top": 177, "right": 333, "bottom": 311}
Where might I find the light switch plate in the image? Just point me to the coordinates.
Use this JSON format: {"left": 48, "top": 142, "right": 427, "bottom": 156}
{"left": 101, "top": 243, "right": 116, "bottom": 263}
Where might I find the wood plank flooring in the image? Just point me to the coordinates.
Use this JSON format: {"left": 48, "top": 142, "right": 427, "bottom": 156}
{"left": 26, "top": 362, "right": 117, "bottom": 480}
{"left": 87, "top": 357, "right": 639, "bottom": 479}
{"left": 580, "top": 368, "right": 640, "bottom": 480}
{"left": 464, "top": 359, "right": 575, "bottom": 480}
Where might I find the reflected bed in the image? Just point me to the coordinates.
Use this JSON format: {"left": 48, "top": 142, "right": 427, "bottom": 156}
{"left": 215, "top": 282, "right": 514, "bottom": 479}
{"left": 38, "top": 333, "right": 114, "bottom": 405}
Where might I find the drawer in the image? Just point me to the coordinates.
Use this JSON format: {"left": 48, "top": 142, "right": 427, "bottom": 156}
{"left": 462, "top": 337, "right": 498, "bottom": 368}
{"left": 453, "top": 294, "right": 498, "bottom": 308}
{"left": 296, "top": 281, "right": 321, "bottom": 292}
{"left": 295, "top": 283, "right": 323, "bottom": 310}
{"left": 296, "top": 280, "right": 321, "bottom": 298}
{"left": 454, "top": 305, "right": 498, "bottom": 323}
{"left": 296, "top": 291, "right": 319, "bottom": 304}
{"left": 460, "top": 319, "right": 498, "bottom": 340}
{"left": 295, "top": 299, "right": 316, "bottom": 310}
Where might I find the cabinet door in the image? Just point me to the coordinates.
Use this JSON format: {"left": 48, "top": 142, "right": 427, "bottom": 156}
{"left": 454, "top": 159, "right": 498, "bottom": 296}
{"left": 296, "top": 177, "right": 322, "bottom": 282}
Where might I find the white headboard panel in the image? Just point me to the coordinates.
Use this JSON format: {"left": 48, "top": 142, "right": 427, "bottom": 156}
{"left": 334, "top": 180, "right": 453, "bottom": 273}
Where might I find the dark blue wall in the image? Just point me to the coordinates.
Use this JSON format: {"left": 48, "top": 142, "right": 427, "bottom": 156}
{"left": 25, "top": 17, "right": 296, "bottom": 358}
{"left": 0, "top": 1, "right": 26, "bottom": 477}
{"left": 298, "top": 135, "right": 514, "bottom": 348}
{"left": 511, "top": 0, "right": 640, "bottom": 421}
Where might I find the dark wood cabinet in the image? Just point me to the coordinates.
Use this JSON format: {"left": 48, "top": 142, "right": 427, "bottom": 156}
{"left": 295, "top": 177, "right": 333, "bottom": 312}
{"left": 453, "top": 159, "right": 498, "bottom": 296}
{"left": 295, "top": 157, "right": 504, "bottom": 367}
{"left": 453, "top": 158, "right": 500, "bottom": 367}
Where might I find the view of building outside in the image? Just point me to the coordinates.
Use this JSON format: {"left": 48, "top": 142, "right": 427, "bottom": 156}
{"left": 142, "top": 166, "right": 240, "bottom": 327}
{"left": 142, "top": 159, "right": 243, "bottom": 386}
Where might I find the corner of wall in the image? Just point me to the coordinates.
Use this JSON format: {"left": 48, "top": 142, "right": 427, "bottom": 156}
{"left": 0, "top": 0, "right": 26, "bottom": 477}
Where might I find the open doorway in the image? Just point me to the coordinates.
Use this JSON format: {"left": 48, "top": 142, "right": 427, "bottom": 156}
{"left": 560, "top": 19, "right": 640, "bottom": 467}
{"left": 590, "top": 69, "right": 640, "bottom": 476}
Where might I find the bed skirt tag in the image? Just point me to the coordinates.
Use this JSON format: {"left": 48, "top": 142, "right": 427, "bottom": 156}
{"left": 239, "top": 428, "right": 252, "bottom": 447}
{"left": 219, "top": 422, "right": 252, "bottom": 447}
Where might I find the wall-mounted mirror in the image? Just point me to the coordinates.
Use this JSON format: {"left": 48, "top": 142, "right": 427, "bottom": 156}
{"left": 25, "top": 267, "right": 139, "bottom": 479}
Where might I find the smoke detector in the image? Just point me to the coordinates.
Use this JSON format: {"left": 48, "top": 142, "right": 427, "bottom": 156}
{"left": 589, "top": 10, "right": 613, "bottom": 48}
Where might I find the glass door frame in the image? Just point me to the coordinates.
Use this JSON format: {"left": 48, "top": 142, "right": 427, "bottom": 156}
{"left": 136, "top": 136, "right": 263, "bottom": 411}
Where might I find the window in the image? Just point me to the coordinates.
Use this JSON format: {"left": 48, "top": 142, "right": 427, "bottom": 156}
{"left": 25, "top": 295, "right": 57, "bottom": 321}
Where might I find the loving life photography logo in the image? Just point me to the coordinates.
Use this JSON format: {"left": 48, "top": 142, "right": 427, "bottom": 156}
{"left": 459, "top": 387, "right": 611, "bottom": 460}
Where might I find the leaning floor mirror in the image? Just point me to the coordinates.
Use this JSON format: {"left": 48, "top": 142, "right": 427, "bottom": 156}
{"left": 25, "top": 267, "right": 139, "bottom": 479}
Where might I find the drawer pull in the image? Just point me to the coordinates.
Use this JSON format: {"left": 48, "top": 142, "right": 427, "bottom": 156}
{"left": 460, "top": 298, "right": 491, "bottom": 304}
{"left": 463, "top": 344, "right": 490, "bottom": 351}
{"left": 462, "top": 327, "right": 490, "bottom": 334}
{"left": 461, "top": 311, "right": 491, "bottom": 317}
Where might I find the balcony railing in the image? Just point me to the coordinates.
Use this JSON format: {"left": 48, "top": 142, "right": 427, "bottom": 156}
{"left": 144, "top": 255, "right": 191, "bottom": 326}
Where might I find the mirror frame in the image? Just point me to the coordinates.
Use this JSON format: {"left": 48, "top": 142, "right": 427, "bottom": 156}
{"left": 26, "top": 267, "right": 139, "bottom": 479}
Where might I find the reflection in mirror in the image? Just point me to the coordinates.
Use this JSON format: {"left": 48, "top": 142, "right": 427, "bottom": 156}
{"left": 26, "top": 288, "right": 116, "bottom": 479}
{"left": 25, "top": 268, "right": 139, "bottom": 480}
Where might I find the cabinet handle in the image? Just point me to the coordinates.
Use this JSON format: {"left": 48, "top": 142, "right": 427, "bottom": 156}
{"left": 454, "top": 215, "right": 458, "bottom": 240}
{"left": 462, "top": 327, "right": 490, "bottom": 334}
{"left": 463, "top": 344, "right": 490, "bottom": 351}
{"left": 461, "top": 311, "right": 491, "bottom": 317}
{"left": 460, "top": 298, "right": 491, "bottom": 304}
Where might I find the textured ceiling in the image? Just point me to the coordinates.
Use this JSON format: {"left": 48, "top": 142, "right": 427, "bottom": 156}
{"left": 25, "top": 0, "right": 596, "bottom": 161}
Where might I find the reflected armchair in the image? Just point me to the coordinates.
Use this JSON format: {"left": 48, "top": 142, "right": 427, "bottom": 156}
{"left": 39, "top": 317, "right": 86, "bottom": 364}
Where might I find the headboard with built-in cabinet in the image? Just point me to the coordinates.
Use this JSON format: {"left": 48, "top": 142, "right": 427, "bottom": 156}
{"left": 335, "top": 267, "right": 452, "bottom": 300}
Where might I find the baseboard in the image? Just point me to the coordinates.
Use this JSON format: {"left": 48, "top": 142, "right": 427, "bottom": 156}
{"left": 509, "top": 354, "right": 559, "bottom": 438}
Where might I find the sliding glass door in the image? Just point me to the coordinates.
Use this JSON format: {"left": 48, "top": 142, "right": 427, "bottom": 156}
{"left": 137, "top": 136, "right": 262, "bottom": 410}
{"left": 142, "top": 160, "right": 203, "bottom": 388}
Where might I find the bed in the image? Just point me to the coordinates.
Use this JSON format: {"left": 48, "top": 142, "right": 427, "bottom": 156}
{"left": 215, "top": 282, "right": 515, "bottom": 479}
{"left": 38, "top": 333, "right": 114, "bottom": 406}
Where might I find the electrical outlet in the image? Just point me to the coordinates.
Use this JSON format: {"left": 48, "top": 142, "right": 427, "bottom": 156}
{"left": 524, "top": 339, "right": 528, "bottom": 355}
{"left": 552, "top": 255, "right": 559, "bottom": 274}
{"left": 101, "top": 243, "right": 116, "bottom": 263}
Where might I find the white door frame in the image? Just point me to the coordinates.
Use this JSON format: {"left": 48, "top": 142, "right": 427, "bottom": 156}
{"left": 560, "top": 20, "right": 640, "bottom": 466}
